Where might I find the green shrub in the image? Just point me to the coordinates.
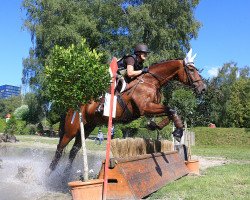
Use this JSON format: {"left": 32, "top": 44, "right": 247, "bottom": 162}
{"left": 114, "top": 128, "right": 123, "bottom": 139}
{"left": 13, "top": 105, "right": 29, "bottom": 120}
{"left": 193, "top": 127, "right": 250, "bottom": 146}
{"left": 52, "top": 122, "right": 60, "bottom": 131}
{"left": 18, "top": 124, "right": 36, "bottom": 135}
{"left": 16, "top": 120, "right": 26, "bottom": 135}
{"left": 0, "top": 118, "right": 6, "bottom": 132}
{"left": 37, "top": 122, "right": 44, "bottom": 134}
{"left": 4, "top": 117, "right": 17, "bottom": 135}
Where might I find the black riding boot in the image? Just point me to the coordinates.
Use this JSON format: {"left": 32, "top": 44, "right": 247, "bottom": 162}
{"left": 95, "top": 96, "right": 105, "bottom": 113}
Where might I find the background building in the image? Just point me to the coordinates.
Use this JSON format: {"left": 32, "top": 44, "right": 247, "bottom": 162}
{"left": 0, "top": 85, "right": 21, "bottom": 99}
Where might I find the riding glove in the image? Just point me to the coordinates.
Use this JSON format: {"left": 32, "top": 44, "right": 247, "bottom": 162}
{"left": 142, "top": 67, "right": 149, "bottom": 73}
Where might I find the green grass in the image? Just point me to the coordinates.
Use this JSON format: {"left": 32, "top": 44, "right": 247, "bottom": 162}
{"left": 14, "top": 134, "right": 107, "bottom": 151}
{"left": 148, "top": 144, "right": 250, "bottom": 199}
{"left": 149, "top": 163, "right": 250, "bottom": 200}
{"left": 192, "top": 145, "right": 250, "bottom": 160}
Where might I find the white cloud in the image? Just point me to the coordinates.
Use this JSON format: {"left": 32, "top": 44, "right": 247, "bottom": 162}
{"left": 207, "top": 67, "right": 219, "bottom": 77}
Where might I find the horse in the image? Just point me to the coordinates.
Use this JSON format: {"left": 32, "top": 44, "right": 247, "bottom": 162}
{"left": 47, "top": 49, "right": 206, "bottom": 174}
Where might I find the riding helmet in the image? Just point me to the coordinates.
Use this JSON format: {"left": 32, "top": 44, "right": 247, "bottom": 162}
{"left": 134, "top": 44, "right": 150, "bottom": 54}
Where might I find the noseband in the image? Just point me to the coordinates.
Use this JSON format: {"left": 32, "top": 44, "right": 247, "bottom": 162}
{"left": 184, "top": 61, "right": 203, "bottom": 89}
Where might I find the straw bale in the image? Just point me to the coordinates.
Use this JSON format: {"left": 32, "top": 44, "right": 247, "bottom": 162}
{"left": 110, "top": 138, "right": 173, "bottom": 158}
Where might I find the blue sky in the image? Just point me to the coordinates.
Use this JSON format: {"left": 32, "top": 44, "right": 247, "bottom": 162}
{"left": 0, "top": 0, "right": 250, "bottom": 87}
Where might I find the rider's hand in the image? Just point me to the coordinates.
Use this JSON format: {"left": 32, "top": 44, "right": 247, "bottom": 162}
{"left": 142, "top": 67, "right": 149, "bottom": 74}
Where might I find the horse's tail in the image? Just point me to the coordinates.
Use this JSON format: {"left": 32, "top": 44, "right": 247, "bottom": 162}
{"left": 58, "top": 113, "right": 66, "bottom": 143}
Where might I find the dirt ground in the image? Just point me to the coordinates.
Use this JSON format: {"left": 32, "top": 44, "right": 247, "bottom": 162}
{"left": 192, "top": 155, "right": 229, "bottom": 171}
{"left": 192, "top": 155, "right": 250, "bottom": 173}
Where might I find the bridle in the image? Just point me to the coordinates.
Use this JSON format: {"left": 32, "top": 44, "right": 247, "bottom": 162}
{"left": 183, "top": 61, "right": 203, "bottom": 89}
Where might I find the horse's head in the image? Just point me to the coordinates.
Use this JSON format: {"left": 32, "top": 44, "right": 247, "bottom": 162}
{"left": 178, "top": 49, "right": 207, "bottom": 94}
{"left": 146, "top": 50, "right": 206, "bottom": 94}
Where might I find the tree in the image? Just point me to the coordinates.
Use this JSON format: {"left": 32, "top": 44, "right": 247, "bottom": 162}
{"left": 13, "top": 105, "right": 29, "bottom": 120}
{"left": 206, "top": 62, "right": 249, "bottom": 127}
{"left": 22, "top": 0, "right": 201, "bottom": 90}
{"left": 169, "top": 88, "right": 197, "bottom": 129}
{"left": 45, "top": 39, "right": 110, "bottom": 180}
{"left": 226, "top": 79, "right": 250, "bottom": 127}
{"left": 24, "top": 93, "right": 44, "bottom": 124}
{"left": 0, "top": 96, "right": 22, "bottom": 118}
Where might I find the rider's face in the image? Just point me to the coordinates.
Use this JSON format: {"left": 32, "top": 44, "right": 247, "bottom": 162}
{"left": 140, "top": 52, "right": 148, "bottom": 61}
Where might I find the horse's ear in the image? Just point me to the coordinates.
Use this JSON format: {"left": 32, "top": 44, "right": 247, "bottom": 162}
{"left": 191, "top": 53, "right": 197, "bottom": 61}
{"left": 184, "top": 49, "right": 196, "bottom": 64}
{"left": 187, "top": 49, "right": 192, "bottom": 58}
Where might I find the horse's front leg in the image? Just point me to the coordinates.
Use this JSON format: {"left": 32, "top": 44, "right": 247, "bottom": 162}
{"left": 147, "top": 117, "right": 170, "bottom": 130}
{"left": 46, "top": 133, "right": 76, "bottom": 176}
{"left": 143, "top": 103, "right": 184, "bottom": 142}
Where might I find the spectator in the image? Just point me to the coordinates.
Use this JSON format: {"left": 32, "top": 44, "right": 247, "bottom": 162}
{"left": 99, "top": 131, "right": 104, "bottom": 144}
{"left": 208, "top": 123, "right": 216, "bottom": 128}
{"left": 95, "top": 128, "right": 104, "bottom": 145}
{"left": 111, "top": 126, "right": 115, "bottom": 139}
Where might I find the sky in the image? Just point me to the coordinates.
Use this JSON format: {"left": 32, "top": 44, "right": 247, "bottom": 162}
{"left": 0, "top": 0, "right": 250, "bottom": 87}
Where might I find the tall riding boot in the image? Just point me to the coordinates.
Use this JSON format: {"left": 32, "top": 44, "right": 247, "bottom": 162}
{"left": 96, "top": 96, "right": 105, "bottom": 113}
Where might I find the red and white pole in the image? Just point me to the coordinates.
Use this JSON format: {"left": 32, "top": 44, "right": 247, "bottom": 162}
{"left": 103, "top": 57, "right": 118, "bottom": 200}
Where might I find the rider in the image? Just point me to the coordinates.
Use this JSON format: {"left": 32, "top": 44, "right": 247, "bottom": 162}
{"left": 118, "top": 44, "right": 149, "bottom": 82}
{"left": 123, "top": 43, "right": 150, "bottom": 82}
{"left": 96, "top": 44, "right": 150, "bottom": 113}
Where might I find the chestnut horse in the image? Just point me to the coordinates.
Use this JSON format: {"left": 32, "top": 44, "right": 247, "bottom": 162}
{"left": 47, "top": 49, "right": 206, "bottom": 174}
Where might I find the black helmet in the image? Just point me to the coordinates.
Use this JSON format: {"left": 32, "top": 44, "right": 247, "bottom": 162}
{"left": 134, "top": 44, "right": 150, "bottom": 54}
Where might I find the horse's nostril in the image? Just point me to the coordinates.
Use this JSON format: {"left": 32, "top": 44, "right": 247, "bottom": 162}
{"left": 201, "top": 88, "right": 206, "bottom": 94}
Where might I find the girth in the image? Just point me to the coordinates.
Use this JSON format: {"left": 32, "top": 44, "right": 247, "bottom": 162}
{"left": 117, "top": 95, "right": 134, "bottom": 122}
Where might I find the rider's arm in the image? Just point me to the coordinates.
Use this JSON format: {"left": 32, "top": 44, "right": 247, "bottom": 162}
{"left": 127, "top": 65, "right": 143, "bottom": 78}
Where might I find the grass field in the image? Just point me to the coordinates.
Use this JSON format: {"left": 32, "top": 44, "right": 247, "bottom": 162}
{"left": 12, "top": 134, "right": 107, "bottom": 152}
{"left": 149, "top": 162, "right": 250, "bottom": 200}
{"left": 149, "top": 145, "right": 250, "bottom": 200}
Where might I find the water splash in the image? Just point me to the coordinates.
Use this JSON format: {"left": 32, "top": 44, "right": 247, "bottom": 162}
{"left": 0, "top": 145, "right": 105, "bottom": 200}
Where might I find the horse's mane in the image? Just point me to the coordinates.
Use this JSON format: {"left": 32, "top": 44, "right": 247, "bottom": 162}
{"left": 150, "top": 58, "right": 182, "bottom": 68}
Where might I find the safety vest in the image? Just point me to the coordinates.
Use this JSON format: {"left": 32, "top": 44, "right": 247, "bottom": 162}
{"left": 117, "top": 54, "right": 143, "bottom": 76}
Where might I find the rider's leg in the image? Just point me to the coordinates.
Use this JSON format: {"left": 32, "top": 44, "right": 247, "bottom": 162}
{"left": 96, "top": 95, "right": 105, "bottom": 113}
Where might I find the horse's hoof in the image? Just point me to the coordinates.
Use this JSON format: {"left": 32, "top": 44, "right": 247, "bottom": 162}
{"left": 45, "top": 168, "right": 52, "bottom": 177}
{"left": 147, "top": 120, "right": 158, "bottom": 131}
{"left": 172, "top": 128, "right": 183, "bottom": 142}
{"left": 174, "top": 136, "right": 181, "bottom": 142}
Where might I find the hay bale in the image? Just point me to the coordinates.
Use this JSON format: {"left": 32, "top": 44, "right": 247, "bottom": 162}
{"left": 135, "top": 138, "right": 146, "bottom": 156}
{"left": 161, "top": 140, "right": 174, "bottom": 153}
{"left": 144, "top": 138, "right": 155, "bottom": 154}
{"left": 111, "top": 138, "right": 119, "bottom": 157}
{"left": 110, "top": 138, "right": 173, "bottom": 158}
{"left": 127, "top": 137, "right": 135, "bottom": 157}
